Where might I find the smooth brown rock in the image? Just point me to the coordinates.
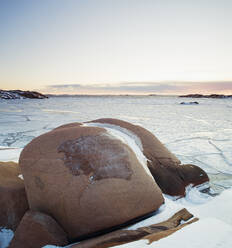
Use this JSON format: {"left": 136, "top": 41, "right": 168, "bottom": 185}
{"left": 0, "top": 161, "right": 29, "bottom": 230}
{"left": 89, "top": 118, "right": 209, "bottom": 196}
{"left": 9, "top": 210, "right": 68, "bottom": 248}
{"left": 19, "top": 124, "right": 164, "bottom": 240}
{"left": 70, "top": 208, "right": 195, "bottom": 248}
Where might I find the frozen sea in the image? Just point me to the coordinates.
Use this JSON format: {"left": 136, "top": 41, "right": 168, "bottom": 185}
{"left": 0, "top": 95, "right": 232, "bottom": 248}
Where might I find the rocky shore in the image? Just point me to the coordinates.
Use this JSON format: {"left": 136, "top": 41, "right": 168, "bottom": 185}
{"left": 0, "top": 90, "right": 48, "bottom": 99}
{"left": 179, "top": 94, "right": 232, "bottom": 99}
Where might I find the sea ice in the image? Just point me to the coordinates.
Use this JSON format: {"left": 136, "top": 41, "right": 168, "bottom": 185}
{"left": 0, "top": 228, "right": 14, "bottom": 248}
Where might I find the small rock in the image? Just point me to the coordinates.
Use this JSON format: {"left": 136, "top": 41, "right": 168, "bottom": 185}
{"left": 9, "top": 210, "right": 68, "bottom": 248}
{"left": 180, "top": 101, "right": 199, "bottom": 105}
{"left": 0, "top": 162, "right": 29, "bottom": 231}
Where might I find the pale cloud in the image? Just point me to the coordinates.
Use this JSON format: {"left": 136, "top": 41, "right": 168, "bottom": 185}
{"left": 45, "top": 82, "right": 180, "bottom": 94}
{"left": 48, "top": 84, "right": 82, "bottom": 88}
{"left": 43, "top": 81, "right": 232, "bottom": 95}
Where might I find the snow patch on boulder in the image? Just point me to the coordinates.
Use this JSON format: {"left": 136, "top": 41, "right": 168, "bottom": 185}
{"left": 84, "top": 122, "right": 153, "bottom": 178}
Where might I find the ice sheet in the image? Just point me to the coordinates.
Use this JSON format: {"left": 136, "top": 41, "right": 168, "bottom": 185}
{"left": 0, "top": 229, "right": 14, "bottom": 248}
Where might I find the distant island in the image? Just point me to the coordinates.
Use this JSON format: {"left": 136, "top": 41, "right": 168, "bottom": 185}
{"left": 0, "top": 90, "right": 48, "bottom": 99}
{"left": 179, "top": 94, "right": 232, "bottom": 99}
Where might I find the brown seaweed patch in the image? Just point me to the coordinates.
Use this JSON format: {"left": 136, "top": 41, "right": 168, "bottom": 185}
{"left": 57, "top": 134, "right": 132, "bottom": 181}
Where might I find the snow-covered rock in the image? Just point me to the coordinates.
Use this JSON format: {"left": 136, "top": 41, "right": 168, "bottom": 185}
{"left": 0, "top": 90, "right": 48, "bottom": 99}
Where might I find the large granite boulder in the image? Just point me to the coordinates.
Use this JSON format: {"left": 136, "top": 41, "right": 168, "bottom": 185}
{"left": 9, "top": 210, "right": 68, "bottom": 248}
{"left": 19, "top": 124, "right": 164, "bottom": 241}
{"left": 87, "top": 118, "right": 209, "bottom": 196}
{"left": 0, "top": 162, "right": 29, "bottom": 230}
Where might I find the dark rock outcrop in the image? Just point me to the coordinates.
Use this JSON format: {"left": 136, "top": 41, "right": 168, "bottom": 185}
{"left": 180, "top": 101, "right": 199, "bottom": 105}
{"left": 88, "top": 118, "right": 209, "bottom": 196}
{"left": 0, "top": 90, "right": 48, "bottom": 99}
{"left": 9, "top": 210, "right": 68, "bottom": 248}
{"left": 179, "top": 94, "right": 232, "bottom": 99}
{"left": 19, "top": 124, "right": 164, "bottom": 241}
{"left": 0, "top": 162, "right": 29, "bottom": 231}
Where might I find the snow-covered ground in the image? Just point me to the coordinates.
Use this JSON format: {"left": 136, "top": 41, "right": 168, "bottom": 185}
{"left": 112, "top": 187, "right": 232, "bottom": 248}
{"left": 0, "top": 95, "right": 232, "bottom": 247}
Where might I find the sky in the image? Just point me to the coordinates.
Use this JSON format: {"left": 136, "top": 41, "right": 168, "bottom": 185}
{"left": 0, "top": 0, "right": 232, "bottom": 95}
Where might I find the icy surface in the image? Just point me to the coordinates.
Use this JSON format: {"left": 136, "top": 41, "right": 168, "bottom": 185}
{"left": 0, "top": 228, "right": 14, "bottom": 248}
{"left": 18, "top": 174, "right": 24, "bottom": 180}
{"left": 0, "top": 146, "right": 22, "bottom": 162}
